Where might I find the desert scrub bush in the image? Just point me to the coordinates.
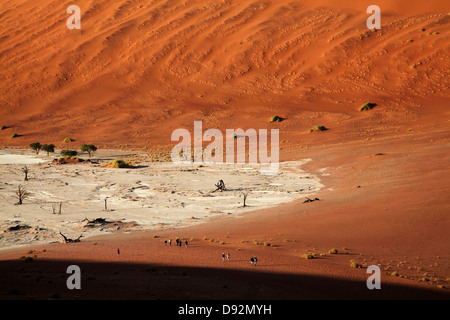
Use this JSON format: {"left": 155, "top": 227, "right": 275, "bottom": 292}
{"left": 350, "top": 260, "right": 362, "bottom": 268}
{"left": 263, "top": 242, "right": 271, "bottom": 247}
{"left": 270, "top": 115, "right": 283, "bottom": 122}
{"left": 391, "top": 271, "right": 399, "bottom": 277}
{"left": 61, "top": 150, "right": 78, "bottom": 157}
{"left": 1, "top": 125, "right": 7, "bottom": 130}
{"left": 108, "top": 159, "right": 132, "bottom": 168}
{"left": 302, "top": 253, "right": 314, "bottom": 260}
{"left": 329, "top": 248, "right": 338, "bottom": 254}
{"left": 11, "top": 133, "right": 20, "bottom": 138}
{"left": 309, "top": 125, "right": 327, "bottom": 132}
{"left": 64, "top": 137, "right": 74, "bottom": 142}
{"left": 360, "top": 102, "right": 376, "bottom": 111}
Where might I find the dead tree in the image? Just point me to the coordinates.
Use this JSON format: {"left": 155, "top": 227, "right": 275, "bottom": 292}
{"left": 83, "top": 217, "right": 108, "bottom": 228}
{"left": 22, "top": 166, "right": 29, "bottom": 181}
{"left": 60, "top": 232, "right": 83, "bottom": 243}
{"left": 240, "top": 190, "right": 249, "bottom": 208}
{"left": 15, "top": 185, "right": 30, "bottom": 205}
{"left": 303, "top": 197, "right": 320, "bottom": 203}
{"left": 213, "top": 179, "right": 227, "bottom": 192}
{"left": 241, "top": 191, "right": 249, "bottom": 207}
{"left": 51, "top": 202, "right": 62, "bottom": 214}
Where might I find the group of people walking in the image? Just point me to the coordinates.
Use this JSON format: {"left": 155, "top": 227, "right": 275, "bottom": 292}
{"left": 222, "top": 252, "right": 258, "bottom": 266}
{"left": 222, "top": 252, "right": 231, "bottom": 261}
{"left": 162, "top": 237, "right": 260, "bottom": 267}
{"left": 165, "top": 238, "right": 188, "bottom": 248}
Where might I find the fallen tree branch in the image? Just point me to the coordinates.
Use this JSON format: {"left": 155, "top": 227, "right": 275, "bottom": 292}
{"left": 60, "top": 232, "right": 83, "bottom": 243}
{"left": 303, "top": 197, "right": 320, "bottom": 203}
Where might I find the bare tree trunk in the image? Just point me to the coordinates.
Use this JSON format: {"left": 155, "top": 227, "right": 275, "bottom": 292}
{"left": 22, "top": 166, "right": 28, "bottom": 181}
{"left": 213, "top": 180, "right": 226, "bottom": 192}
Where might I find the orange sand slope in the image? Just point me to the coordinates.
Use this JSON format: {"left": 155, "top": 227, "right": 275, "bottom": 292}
{"left": 0, "top": 0, "right": 449, "bottom": 148}
{"left": 0, "top": 0, "right": 449, "bottom": 300}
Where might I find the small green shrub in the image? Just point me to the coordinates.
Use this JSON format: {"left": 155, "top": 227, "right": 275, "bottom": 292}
{"left": 11, "top": 133, "right": 20, "bottom": 138}
{"left": 110, "top": 159, "right": 132, "bottom": 168}
{"left": 303, "top": 254, "right": 314, "bottom": 260}
{"left": 309, "top": 125, "right": 327, "bottom": 132}
{"left": 64, "top": 137, "right": 74, "bottom": 142}
{"left": 1, "top": 125, "right": 6, "bottom": 130}
{"left": 350, "top": 260, "right": 362, "bottom": 268}
{"left": 391, "top": 271, "right": 399, "bottom": 277}
{"left": 360, "top": 102, "right": 377, "bottom": 111}
{"left": 270, "top": 115, "right": 283, "bottom": 122}
{"left": 263, "top": 242, "right": 271, "bottom": 247}
{"left": 329, "top": 248, "right": 338, "bottom": 254}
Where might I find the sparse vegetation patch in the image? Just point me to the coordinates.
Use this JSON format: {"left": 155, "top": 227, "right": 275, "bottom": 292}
{"left": 106, "top": 159, "right": 133, "bottom": 168}
{"left": 360, "top": 102, "right": 377, "bottom": 111}
{"left": 270, "top": 115, "right": 283, "bottom": 122}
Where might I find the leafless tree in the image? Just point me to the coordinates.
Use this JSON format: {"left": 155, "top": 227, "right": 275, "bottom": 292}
{"left": 15, "top": 185, "right": 30, "bottom": 205}
{"left": 240, "top": 190, "right": 250, "bottom": 207}
{"left": 22, "top": 166, "right": 29, "bottom": 181}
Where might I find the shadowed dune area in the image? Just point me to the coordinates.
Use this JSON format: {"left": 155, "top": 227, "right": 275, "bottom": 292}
{"left": 0, "top": 0, "right": 449, "bottom": 300}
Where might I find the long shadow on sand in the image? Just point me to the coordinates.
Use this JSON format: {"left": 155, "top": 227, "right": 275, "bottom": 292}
{"left": 0, "top": 259, "right": 448, "bottom": 300}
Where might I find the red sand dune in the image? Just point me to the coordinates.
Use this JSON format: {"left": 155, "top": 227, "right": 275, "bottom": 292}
{"left": 0, "top": 0, "right": 449, "bottom": 300}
